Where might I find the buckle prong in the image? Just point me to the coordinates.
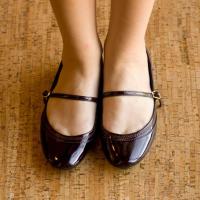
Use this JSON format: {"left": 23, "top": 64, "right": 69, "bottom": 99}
{"left": 152, "top": 90, "right": 161, "bottom": 99}
{"left": 42, "top": 90, "right": 51, "bottom": 103}
{"left": 152, "top": 90, "right": 162, "bottom": 107}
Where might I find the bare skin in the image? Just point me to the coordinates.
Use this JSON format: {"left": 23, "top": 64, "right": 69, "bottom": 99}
{"left": 103, "top": 0, "right": 155, "bottom": 134}
{"left": 47, "top": 0, "right": 155, "bottom": 136}
{"left": 47, "top": 0, "right": 102, "bottom": 136}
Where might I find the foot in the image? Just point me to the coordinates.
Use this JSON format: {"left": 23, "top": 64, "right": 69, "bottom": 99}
{"left": 103, "top": 44, "right": 154, "bottom": 134}
{"left": 46, "top": 44, "right": 102, "bottom": 136}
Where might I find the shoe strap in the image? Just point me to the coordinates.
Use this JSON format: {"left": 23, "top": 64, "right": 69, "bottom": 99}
{"left": 42, "top": 90, "right": 98, "bottom": 104}
{"left": 103, "top": 90, "right": 162, "bottom": 107}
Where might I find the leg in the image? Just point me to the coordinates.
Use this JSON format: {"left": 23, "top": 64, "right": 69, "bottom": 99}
{"left": 47, "top": 0, "right": 102, "bottom": 136}
{"left": 103, "top": 0, "right": 155, "bottom": 133}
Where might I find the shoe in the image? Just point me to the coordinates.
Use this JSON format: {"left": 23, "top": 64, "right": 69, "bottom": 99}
{"left": 100, "top": 49, "right": 162, "bottom": 168}
{"left": 40, "top": 61, "right": 102, "bottom": 169}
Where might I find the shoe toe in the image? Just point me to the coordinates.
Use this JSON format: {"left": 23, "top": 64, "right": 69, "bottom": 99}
{"left": 102, "top": 131, "right": 155, "bottom": 168}
{"left": 42, "top": 136, "right": 87, "bottom": 169}
{"left": 101, "top": 111, "right": 157, "bottom": 168}
{"left": 40, "top": 111, "right": 93, "bottom": 169}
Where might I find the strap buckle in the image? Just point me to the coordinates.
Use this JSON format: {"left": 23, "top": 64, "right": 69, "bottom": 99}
{"left": 42, "top": 90, "right": 51, "bottom": 103}
{"left": 152, "top": 90, "right": 162, "bottom": 107}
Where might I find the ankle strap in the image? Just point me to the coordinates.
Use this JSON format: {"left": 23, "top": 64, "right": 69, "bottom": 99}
{"left": 42, "top": 90, "right": 98, "bottom": 104}
{"left": 103, "top": 90, "right": 162, "bottom": 107}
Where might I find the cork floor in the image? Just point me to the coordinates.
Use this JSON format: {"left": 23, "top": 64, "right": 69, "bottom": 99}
{"left": 0, "top": 0, "right": 200, "bottom": 199}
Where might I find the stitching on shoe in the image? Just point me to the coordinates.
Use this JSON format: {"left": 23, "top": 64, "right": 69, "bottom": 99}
{"left": 101, "top": 110, "right": 157, "bottom": 142}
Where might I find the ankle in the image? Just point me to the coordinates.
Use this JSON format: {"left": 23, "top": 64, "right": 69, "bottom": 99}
{"left": 104, "top": 37, "right": 146, "bottom": 67}
{"left": 105, "top": 32, "right": 145, "bottom": 53}
{"left": 62, "top": 42, "right": 102, "bottom": 73}
{"left": 104, "top": 43, "right": 147, "bottom": 72}
{"left": 63, "top": 38, "right": 102, "bottom": 58}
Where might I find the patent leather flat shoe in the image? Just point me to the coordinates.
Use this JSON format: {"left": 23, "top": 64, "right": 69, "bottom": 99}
{"left": 101, "top": 50, "right": 162, "bottom": 168}
{"left": 40, "top": 62, "right": 99, "bottom": 169}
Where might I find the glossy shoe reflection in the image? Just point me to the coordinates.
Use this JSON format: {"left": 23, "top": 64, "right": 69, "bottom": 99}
{"left": 101, "top": 50, "right": 162, "bottom": 168}
{"left": 40, "top": 62, "right": 99, "bottom": 169}
{"left": 41, "top": 109, "right": 96, "bottom": 169}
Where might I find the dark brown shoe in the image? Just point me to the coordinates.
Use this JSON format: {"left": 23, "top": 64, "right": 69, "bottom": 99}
{"left": 100, "top": 50, "right": 162, "bottom": 168}
{"left": 40, "top": 62, "right": 101, "bottom": 169}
